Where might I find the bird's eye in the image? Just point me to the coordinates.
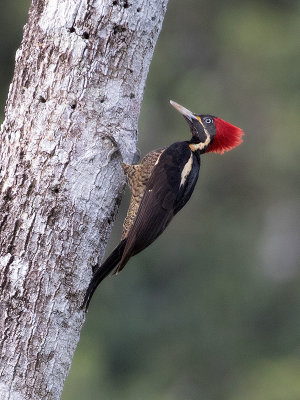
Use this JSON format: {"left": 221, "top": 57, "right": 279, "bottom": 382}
{"left": 204, "top": 117, "right": 213, "bottom": 124}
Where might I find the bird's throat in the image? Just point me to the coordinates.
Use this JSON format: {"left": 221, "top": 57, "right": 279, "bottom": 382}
{"left": 189, "top": 136, "right": 210, "bottom": 152}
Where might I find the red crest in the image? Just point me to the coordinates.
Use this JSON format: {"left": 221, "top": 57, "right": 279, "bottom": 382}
{"left": 206, "top": 118, "right": 244, "bottom": 154}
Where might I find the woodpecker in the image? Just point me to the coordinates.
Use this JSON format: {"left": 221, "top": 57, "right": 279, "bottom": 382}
{"left": 82, "top": 100, "right": 244, "bottom": 310}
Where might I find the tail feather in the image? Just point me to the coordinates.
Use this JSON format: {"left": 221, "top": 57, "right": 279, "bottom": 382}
{"left": 82, "top": 239, "right": 126, "bottom": 311}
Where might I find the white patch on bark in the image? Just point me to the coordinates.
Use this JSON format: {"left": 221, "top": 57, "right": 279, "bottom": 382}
{"left": 8, "top": 257, "right": 30, "bottom": 294}
{"left": 39, "top": 0, "right": 79, "bottom": 33}
{"left": 0, "top": 383, "right": 24, "bottom": 400}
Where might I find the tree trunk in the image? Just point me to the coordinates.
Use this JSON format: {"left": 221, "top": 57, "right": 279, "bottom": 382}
{"left": 0, "top": 0, "right": 168, "bottom": 399}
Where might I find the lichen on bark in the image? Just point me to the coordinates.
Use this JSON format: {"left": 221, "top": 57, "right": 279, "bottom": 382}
{"left": 0, "top": 0, "right": 168, "bottom": 399}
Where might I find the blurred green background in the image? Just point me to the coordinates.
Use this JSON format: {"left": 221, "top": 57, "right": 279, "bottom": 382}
{"left": 2, "top": 1, "right": 300, "bottom": 399}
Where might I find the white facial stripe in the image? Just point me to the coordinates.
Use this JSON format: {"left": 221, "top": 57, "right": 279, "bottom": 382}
{"left": 180, "top": 153, "right": 193, "bottom": 187}
{"left": 189, "top": 137, "right": 210, "bottom": 151}
{"left": 190, "top": 121, "right": 211, "bottom": 151}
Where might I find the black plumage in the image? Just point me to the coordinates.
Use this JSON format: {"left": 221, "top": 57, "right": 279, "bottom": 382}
{"left": 117, "top": 141, "right": 200, "bottom": 272}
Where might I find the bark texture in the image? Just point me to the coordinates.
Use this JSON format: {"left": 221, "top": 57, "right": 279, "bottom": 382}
{"left": 0, "top": 0, "right": 168, "bottom": 399}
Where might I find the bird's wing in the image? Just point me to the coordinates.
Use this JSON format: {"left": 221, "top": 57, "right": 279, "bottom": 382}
{"left": 117, "top": 142, "right": 197, "bottom": 272}
{"left": 121, "top": 147, "right": 167, "bottom": 239}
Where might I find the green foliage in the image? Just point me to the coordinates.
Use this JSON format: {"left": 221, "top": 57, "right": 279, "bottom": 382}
{"left": 1, "top": 0, "right": 299, "bottom": 399}
{"left": 232, "top": 356, "right": 300, "bottom": 400}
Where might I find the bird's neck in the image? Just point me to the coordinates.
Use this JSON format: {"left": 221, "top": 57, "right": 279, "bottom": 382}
{"left": 188, "top": 135, "right": 210, "bottom": 153}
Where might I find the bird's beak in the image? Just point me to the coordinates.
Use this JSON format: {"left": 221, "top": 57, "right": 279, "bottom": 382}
{"left": 170, "top": 100, "right": 198, "bottom": 123}
{"left": 170, "top": 100, "right": 207, "bottom": 144}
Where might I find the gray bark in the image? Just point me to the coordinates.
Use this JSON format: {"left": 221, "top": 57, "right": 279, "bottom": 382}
{"left": 0, "top": 0, "right": 168, "bottom": 399}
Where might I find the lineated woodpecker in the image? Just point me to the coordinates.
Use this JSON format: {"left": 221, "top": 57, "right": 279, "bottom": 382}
{"left": 82, "top": 100, "right": 244, "bottom": 310}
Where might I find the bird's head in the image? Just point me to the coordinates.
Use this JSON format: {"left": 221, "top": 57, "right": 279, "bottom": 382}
{"left": 170, "top": 100, "right": 244, "bottom": 154}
